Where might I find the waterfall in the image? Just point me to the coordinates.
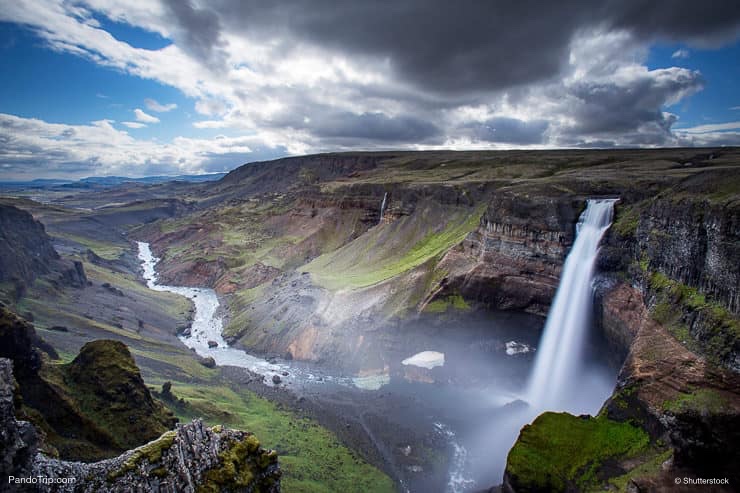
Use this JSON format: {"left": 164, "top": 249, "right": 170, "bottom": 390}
{"left": 526, "top": 198, "right": 618, "bottom": 410}
{"left": 379, "top": 192, "right": 388, "bottom": 224}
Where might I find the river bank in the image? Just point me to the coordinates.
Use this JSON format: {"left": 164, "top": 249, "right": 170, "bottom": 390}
{"left": 136, "top": 240, "right": 616, "bottom": 491}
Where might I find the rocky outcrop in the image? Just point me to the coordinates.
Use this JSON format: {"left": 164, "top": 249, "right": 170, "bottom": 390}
{"left": 0, "top": 359, "right": 38, "bottom": 489}
{"left": 1, "top": 358, "right": 280, "bottom": 493}
{"left": 0, "top": 205, "right": 59, "bottom": 284}
{"left": 636, "top": 199, "right": 739, "bottom": 315}
{"left": 32, "top": 419, "right": 281, "bottom": 493}
{"left": 600, "top": 283, "right": 740, "bottom": 483}
{"left": 0, "top": 307, "right": 175, "bottom": 461}
{"left": 599, "top": 195, "right": 740, "bottom": 371}
{"left": 0, "top": 205, "right": 87, "bottom": 291}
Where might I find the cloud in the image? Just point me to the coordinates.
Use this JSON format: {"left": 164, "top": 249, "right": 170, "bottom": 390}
{"left": 134, "top": 108, "right": 160, "bottom": 123}
{"left": 121, "top": 121, "right": 147, "bottom": 128}
{"left": 676, "top": 121, "right": 740, "bottom": 133}
{"left": 466, "top": 117, "right": 549, "bottom": 145}
{"left": 0, "top": 113, "right": 255, "bottom": 179}
{"left": 0, "top": 0, "right": 739, "bottom": 178}
{"left": 672, "top": 48, "right": 690, "bottom": 59}
{"left": 144, "top": 98, "right": 177, "bottom": 112}
{"left": 731, "top": 106, "right": 740, "bottom": 110}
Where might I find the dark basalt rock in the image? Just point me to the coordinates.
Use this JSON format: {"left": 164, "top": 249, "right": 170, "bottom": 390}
{"left": 0, "top": 205, "right": 87, "bottom": 289}
{"left": 200, "top": 356, "right": 217, "bottom": 368}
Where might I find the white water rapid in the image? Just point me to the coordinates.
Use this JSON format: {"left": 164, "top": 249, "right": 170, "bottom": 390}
{"left": 137, "top": 241, "right": 291, "bottom": 384}
{"left": 526, "top": 198, "right": 618, "bottom": 410}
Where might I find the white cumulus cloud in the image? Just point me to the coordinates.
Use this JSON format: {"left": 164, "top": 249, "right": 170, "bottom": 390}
{"left": 134, "top": 108, "right": 160, "bottom": 123}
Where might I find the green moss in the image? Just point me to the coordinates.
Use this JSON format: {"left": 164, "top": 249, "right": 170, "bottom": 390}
{"left": 423, "top": 294, "right": 470, "bottom": 313}
{"left": 607, "top": 449, "right": 672, "bottom": 491}
{"left": 165, "top": 381, "right": 395, "bottom": 493}
{"left": 506, "top": 412, "right": 650, "bottom": 492}
{"left": 612, "top": 205, "right": 640, "bottom": 238}
{"left": 648, "top": 271, "right": 740, "bottom": 365}
{"left": 43, "top": 340, "right": 177, "bottom": 454}
{"left": 663, "top": 388, "right": 729, "bottom": 414}
{"left": 108, "top": 430, "right": 177, "bottom": 480}
{"left": 198, "top": 436, "right": 266, "bottom": 493}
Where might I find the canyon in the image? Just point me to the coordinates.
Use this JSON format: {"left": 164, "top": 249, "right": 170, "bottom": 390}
{"left": 1, "top": 148, "right": 738, "bottom": 492}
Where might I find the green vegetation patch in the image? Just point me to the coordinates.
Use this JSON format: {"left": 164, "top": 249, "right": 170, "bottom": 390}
{"left": 423, "top": 294, "right": 470, "bottom": 313}
{"left": 198, "top": 435, "right": 278, "bottom": 493}
{"left": 506, "top": 412, "right": 650, "bottom": 492}
{"left": 163, "top": 381, "right": 395, "bottom": 493}
{"left": 612, "top": 204, "right": 641, "bottom": 238}
{"left": 43, "top": 340, "right": 177, "bottom": 453}
{"left": 306, "top": 204, "right": 484, "bottom": 291}
{"left": 648, "top": 271, "right": 740, "bottom": 366}
{"left": 108, "top": 430, "right": 177, "bottom": 480}
{"left": 51, "top": 232, "right": 126, "bottom": 260}
{"left": 663, "top": 388, "right": 729, "bottom": 415}
{"left": 607, "top": 449, "right": 673, "bottom": 491}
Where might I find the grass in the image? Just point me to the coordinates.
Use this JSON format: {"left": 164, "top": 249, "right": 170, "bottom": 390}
{"left": 157, "top": 381, "right": 395, "bottom": 493}
{"left": 611, "top": 204, "right": 640, "bottom": 238}
{"left": 51, "top": 232, "right": 126, "bottom": 260}
{"left": 663, "top": 388, "right": 729, "bottom": 414}
{"left": 423, "top": 294, "right": 470, "bottom": 313}
{"left": 506, "top": 412, "right": 650, "bottom": 492}
{"left": 648, "top": 271, "right": 740, "bottom": 366}
{"left": 306, "top": 204, "right": 484, "bottom": 290}
{"left": 606, "top": 449, "right": 672, "bottom": 491}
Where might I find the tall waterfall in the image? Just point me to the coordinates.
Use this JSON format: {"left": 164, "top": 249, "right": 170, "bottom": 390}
{"left": 527, "top": 198, "right": 618, "bottom": 410}
{"left": 379, "top": 192, "right": 388, "bottom": 224}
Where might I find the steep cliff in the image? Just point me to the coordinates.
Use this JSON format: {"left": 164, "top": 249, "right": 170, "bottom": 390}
{"left": 137, "top": 149, "right": 740, "bottom": 374}
{"left": 0, "top": 307, "right": 176, "bottom": 461}
{"left": 1, "top": 359, "right": 281, "bottom": 493}
{"left": 0, "top": 204, "right": 87, "bottom": 299}
{"left": 503, "top": 167, "right": 740, "bottom": 491}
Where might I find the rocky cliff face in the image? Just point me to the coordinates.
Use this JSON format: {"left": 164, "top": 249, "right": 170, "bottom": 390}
{"left": 0, "top": 205, "right": 60, "bottom": 284}
{"left": 435, "top": 193, "right": 580, "bottom": 316}
{"left": 0, "top": 307, "right": 176, "bottom": 461}
{"left": 0, "top": 359, "right": 281, "bottom": 493}
{"left": 0, "top": 204, "right": 87, "bottom": 294}
{"left": 503, "top": 185, "right": 740, "bottom": 491}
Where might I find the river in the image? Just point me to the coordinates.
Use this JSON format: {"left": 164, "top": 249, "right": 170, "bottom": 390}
{"left": 137, "top": 240, "right": 615, "bottom": 491}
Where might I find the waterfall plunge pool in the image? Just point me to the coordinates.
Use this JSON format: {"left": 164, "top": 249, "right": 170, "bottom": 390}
{"left": 137, "top": 237, "right": 618, "bottom": 492}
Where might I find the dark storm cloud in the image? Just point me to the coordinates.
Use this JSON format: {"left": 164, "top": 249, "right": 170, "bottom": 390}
{"left": 253, "top": 95, "right": 442, "bottom": 143}
{"left": 468, "top": 117, "right": 549, "bottom": 144}
{"left": 310, "top": 112, "right": 440, "bottom": 143}
{"left": 199, "top": 1, "right": 740, "bottom": 95}
{"left": 161, "top": 0, "right": 227, "bottom": 69}
{"left": 606, "top": 0, "right": 740, "bottom": 47}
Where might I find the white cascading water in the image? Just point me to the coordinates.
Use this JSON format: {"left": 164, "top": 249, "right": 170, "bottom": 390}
{"left": 526, "top": 198, "right": 618, "bottom": 410}
{"left": 379, "top": 192, "right": 388, "bottom": 224}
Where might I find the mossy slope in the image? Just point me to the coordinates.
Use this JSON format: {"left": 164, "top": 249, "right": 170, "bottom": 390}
{"left": 505, "top": 412, "right": 651, "bottom": 492}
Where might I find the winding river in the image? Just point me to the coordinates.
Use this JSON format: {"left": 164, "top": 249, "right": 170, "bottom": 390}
{"left": 136, "top": 240, "right": 615, "bottom": 492}
{"left": 137, "top": 241, "right": 483, "bottom": 491}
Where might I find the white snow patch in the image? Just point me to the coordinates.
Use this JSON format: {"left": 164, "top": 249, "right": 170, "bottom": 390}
{"left": 401, "top": 351, "right": 445, "bottom": 369}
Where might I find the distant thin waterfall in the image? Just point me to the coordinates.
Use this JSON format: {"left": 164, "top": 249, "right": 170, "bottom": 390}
{"left": 379, "top": 192, "right": 388, "bottom": 224}
{"left": 527, "top": 199, "right": 617, "bottom": 410}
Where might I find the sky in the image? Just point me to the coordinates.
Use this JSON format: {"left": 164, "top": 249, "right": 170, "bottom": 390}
{"left": 1, "top": 1, "right": 740, "bottom": 180}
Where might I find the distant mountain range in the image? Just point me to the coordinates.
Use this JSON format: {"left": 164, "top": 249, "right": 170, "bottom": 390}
{"left": 0, "top": 173, "right": 227, "bottom": 189}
